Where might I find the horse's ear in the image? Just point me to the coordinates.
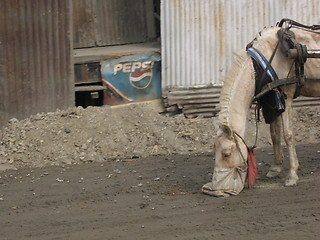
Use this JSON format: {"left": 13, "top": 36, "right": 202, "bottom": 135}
{"left": 221, "top": 124, "right": 233, "bottom": 137}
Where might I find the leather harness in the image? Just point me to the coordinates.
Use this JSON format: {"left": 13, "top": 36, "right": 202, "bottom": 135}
{"left": 246, "top": 19, "right": 320, "bottom": 123}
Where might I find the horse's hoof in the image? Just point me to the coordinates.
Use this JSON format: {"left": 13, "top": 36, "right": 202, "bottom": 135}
{"left": 266, "top": 170, "right": 280, "bottom": 178}
{"left": 285, "top": 171, "right": 298, "bottom": 186}
{"left": 266, "top": 165, "right": 282, "bottom": 178}
{"left": 285, "top": 178, "right": 298, "bottom": 187}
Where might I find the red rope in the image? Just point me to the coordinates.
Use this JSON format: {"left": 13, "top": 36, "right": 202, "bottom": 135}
{"left": 247, "top": 148, "right": 257, "bottom": 188}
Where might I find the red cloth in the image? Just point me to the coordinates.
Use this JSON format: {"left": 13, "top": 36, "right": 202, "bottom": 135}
{"left": 247, "top": 149, "right": 257, "bottom": 188}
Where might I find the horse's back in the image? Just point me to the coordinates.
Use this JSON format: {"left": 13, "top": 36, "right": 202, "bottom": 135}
{"left": 301, "top": 79, "right": 320, "bottom": 97}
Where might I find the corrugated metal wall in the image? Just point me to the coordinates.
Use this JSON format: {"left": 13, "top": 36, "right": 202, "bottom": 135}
{"left": 161, "top": 0, "right": 320, "bottom": 89}
{"left": 73, "top": 0, "right": 151, "bottom": 48}
{"left": 0, "top": 0, "right": 73, "bottom": 126}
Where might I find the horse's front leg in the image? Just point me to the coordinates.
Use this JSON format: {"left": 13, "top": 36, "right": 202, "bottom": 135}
{"left": 267, "top": 116, "right": 284, "bottom": 178}
{"left": 282, "top": 96, "right": 299, "bottom": 186}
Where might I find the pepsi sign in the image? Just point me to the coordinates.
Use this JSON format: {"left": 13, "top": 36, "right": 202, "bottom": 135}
{"left": 101, "top": 53, "right": 161, "bottom": 105}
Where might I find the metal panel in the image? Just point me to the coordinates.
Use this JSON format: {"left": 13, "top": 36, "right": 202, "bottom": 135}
{"left": 164, "top": 86, "right": 221, "bottom": 118}
{"left": 161, "top": 0, "right": 320, "bottom": 89}
{"left": 0, "top": 0, "right": 73, "bottom": 127}
{"left": 74, "top": 63, "right": 102, "bottom": 84}
{"left": 73, "top": 0, "right": 149, "bottom": 48}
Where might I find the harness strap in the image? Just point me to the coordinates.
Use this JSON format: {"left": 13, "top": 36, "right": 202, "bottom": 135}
{"left": 233, "top": 132, "right": 248, "bottom": 165}
{"left": 233, "top": 131, "right": 258, "bottom": 188}
{"left": 247, "top": 47, "right": 278, "bottom": 82}
{"left": 254, "top": 77, "right": 299, "bottom": 100}
{"left": 278, "top": 18, "right": 320, "bottom": 31}
{"left": 277, "top": 27, "right": 307, "bottom": 98}
{"left": 233, "top": 131, "right": 257, "bottom": 165}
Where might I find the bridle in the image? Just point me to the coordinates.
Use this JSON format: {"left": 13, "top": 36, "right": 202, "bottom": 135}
{"left": 233, "top": 131, "right": 254, "bottom": 164}
{"left": 232, "top": 102, "right": 260, "bottom": 164}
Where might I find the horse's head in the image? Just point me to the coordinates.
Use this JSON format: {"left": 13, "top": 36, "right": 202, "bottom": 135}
{"left": 215, "top": 125, "right": 239, "bottom": 168}
{"left": 201, "top": 48, "right": 255, "bottom": 197}
{"left": 202, "top": 124, "right": 248, "bottom": 197}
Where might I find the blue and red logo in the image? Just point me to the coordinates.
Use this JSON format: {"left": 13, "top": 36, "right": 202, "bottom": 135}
{"left": 101, "top": 54, "right": 161, "bottom": 105}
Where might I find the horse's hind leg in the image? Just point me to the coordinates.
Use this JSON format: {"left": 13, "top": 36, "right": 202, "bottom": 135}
{"left": 267, "top": 116, "right": 284, "bottom": 178}
{"left": 282, "top": 96, "right": 299, "bottom": 186}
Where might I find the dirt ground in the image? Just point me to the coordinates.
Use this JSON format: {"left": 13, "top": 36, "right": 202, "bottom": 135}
{"left": 0, "top": 104, "right": 319, "bottom": 239}
{"left": 1, "top": 144, "right": 320, "bottom": 240}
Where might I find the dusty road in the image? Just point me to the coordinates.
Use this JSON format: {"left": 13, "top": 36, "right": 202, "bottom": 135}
{"left": 1, "top": 143, "right": 320, "bottom": 240}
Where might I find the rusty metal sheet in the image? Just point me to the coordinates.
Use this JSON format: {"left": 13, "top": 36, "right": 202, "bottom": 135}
{"left": 73, "top": 0, "right": 149, "bottom": 48}
{"left": 0, "top": 0, "right": 73, "bottom": 127}
{"left": 161, "top": 0, "right": 320, "bottom": 89}
{"left": 164, "top": 86, "right": 222, "bottom": 118}
{"left": 164, "top": 86, "right": 320, "bottom": 118}
{"left": 161, "top": 0, "right": 320, "bottom": 116}
{"left": 73, "top": 42, "right": 160, "bottom": 64}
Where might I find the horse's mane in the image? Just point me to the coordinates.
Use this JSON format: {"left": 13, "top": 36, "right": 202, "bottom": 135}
{"left": 218, "top": 50, "right": 250, "bottom": 126}
{"left": 248, "top": 27, "right": 279, "bottom": 51}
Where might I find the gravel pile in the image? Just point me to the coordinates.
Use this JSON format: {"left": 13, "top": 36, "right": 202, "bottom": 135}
{"left": 0, "top": 104, "right": 319, "bottom": 169}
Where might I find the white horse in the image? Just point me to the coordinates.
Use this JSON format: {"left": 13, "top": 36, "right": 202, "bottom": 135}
{"left": 202, "top": 25, "right": 320, "bottom": 197}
